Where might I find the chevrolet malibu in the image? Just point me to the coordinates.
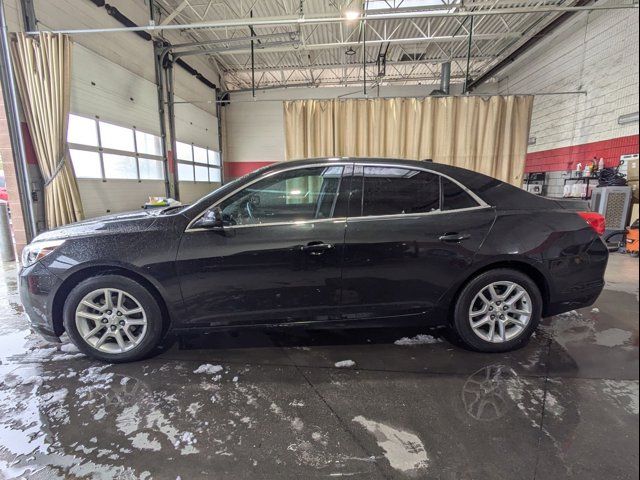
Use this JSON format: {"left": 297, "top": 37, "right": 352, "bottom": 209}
{"left": 19, "top": 158, "right": 608, "bottom": 362}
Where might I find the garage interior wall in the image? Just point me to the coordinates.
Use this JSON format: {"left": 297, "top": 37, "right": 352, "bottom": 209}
{"left": 3, "top": 0, "right": 222, "bottom": 220}
{"left": 494, "top": 7, "right": 639, "bottom": 197}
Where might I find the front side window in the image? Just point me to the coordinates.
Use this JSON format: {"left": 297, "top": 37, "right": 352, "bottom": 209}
{"left": 217, "top": 166, "right": 344, "bottom": 226}
{"left": 360, "top": 166, "right": 440, "bottom": 217}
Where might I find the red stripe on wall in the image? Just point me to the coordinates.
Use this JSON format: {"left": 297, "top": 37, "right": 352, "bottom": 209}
{"left": 20, "top": 122, "right": 38, "bottom": 165}
{"left": 225, "top": 161, "right": 274, "bottom": 179}
{"left": 525, "top": 135, "right": 640, "bottom": 173}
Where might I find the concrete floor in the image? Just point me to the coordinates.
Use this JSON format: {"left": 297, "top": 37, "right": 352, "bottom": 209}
{"left": 0, "top": 255, "right": 637, "bottom": 480}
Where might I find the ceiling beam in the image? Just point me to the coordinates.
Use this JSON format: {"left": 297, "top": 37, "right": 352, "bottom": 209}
{"left": 25, "top": 3, "right": 638, "bottom": 35}
{"left": 222, "top": 56, "right": 497, "bottom": 73}
{"left": 208, "top": 33, "right": 520, "bottom": 56}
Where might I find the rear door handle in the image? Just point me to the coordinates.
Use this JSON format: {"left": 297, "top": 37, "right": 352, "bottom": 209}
{"left": 439, "top": 232, "right": 471, "bottom": 243}
{"left": 301, "top": 241, "right": 334, "bottom": 255}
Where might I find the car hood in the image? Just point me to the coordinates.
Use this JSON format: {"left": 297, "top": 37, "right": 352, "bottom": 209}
{"left": 32, "top": 210, "right": 159, "bottom": 243}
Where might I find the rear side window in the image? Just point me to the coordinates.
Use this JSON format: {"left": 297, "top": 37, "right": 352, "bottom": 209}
{"left": 361, "top": 167, "right": 440, "bottom": 216}
{"left": 441, "top": 177, "right": 479, "bottom": 211}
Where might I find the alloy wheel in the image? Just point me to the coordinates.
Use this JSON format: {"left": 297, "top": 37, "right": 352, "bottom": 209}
{"left": 75, "top": 288, "right": 148, "bottom": 354}
{"left": 468, "top": 281, "right": 532, "bottom": 343}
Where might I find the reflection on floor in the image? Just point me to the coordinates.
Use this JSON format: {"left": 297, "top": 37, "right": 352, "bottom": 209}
{"left": 0, "top": 254, "right": 638, "bottom": 479}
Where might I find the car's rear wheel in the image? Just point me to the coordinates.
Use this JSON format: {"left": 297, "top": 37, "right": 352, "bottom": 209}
{"left": 63, "top": 275, "right": 164, "bottom": 363}
{"left": 452, "top": 269, "right": 542, "bottom": 352}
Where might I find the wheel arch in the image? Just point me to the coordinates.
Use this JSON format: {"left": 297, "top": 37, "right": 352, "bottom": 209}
{"left": 51, "top": 265, "right": 172, "bottom": 337}
{"left": 444, "top": 260, "right": 551, "bottom": 322}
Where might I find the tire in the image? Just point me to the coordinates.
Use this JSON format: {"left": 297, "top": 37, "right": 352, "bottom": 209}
{"left": 452, "top": 268, "right": 542, "bottom": 353}
{"left": 63, "top": 274, "right": 164, "bottom": 363}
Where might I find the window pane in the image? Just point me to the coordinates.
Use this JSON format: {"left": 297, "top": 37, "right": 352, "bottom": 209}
{"left": 136, "top": 131, "right": 162, "bottom": 156}
{"left": 139, "top": 158, "right": 164, "bottom": 180}
{"left": 70, "top": 149, "right": 101, "bottom": 178}
{"left": 219, "top": 166, "right": 343, "bottom": 226}
{"left": 441, "top": 177, "right": 478, "bottom": 210}
{"left": 209, "top": 167, "right": 221, "bottom": 183}
{"left": 208, "top": 149, "right": 221, "bottom": 166}
{"left": 99, "top": 121, "right": 135, "bottom": 152}
{"left": 176, "top": 142, "right": 193, "bottom": 161}
{"left": 195, "top": 165, "right": 209, "bottom": 182}
{"left": 178, "top": 162, "right": 194, "bottom": 181}
{"left": 194, "top": 146, "right": 208, "bottom": 164}
{"left": 361, "top": 167, "right": 440, "bottom": 217}
{"left": 103, "top": 153, "right": 137, "bottom": 179}
{"left": 68, "top": 114, "right": 98, "bottom": 147}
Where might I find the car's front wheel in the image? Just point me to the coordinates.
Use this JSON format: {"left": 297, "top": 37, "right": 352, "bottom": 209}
{"left": 63, "top": 275, "right": 164, "bottom": 363}
{"left": 452, "top": 268, "right": 542, "bottom": 352}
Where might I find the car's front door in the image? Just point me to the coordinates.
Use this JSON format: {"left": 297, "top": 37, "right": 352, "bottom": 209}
{"left": 341, "top": 164, "right": 496, "bottom": 322}
{"left": 175, "top": 164, "right": 349, "bottom": 328}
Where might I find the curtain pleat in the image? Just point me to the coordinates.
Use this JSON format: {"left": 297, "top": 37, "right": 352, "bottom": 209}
{"left": 11, "top": 32, "right": 83, "bottom": 229}
{"left": 283, "top": 96, "right": 533, "bottom": 186}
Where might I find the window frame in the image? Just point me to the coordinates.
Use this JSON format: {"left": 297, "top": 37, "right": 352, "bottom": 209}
{"left": 175, "top": 141, "right": 222, "bottom": 184}
{"left": 347, "top": 162, "right": 487, "bottom": 220}
{"left": 67, "top": 114, "right": 165, "bottom": 182}
{"left": 186, "top": 162, "right": 352, "bottom": 232}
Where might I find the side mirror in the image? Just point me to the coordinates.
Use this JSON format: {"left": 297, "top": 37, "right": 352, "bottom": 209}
{"left": 195, "top": 207, "right": 225, "bottom": 230}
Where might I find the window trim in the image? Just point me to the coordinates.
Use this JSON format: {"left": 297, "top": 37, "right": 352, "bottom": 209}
{"left": 186, "top": 162, "right": 352, "bottom": 232}
{"left": 186, "top": 161, "right": 491, "bottom": 232}
{"left": 353, "top": 162, "right": 487, "bottom": 211}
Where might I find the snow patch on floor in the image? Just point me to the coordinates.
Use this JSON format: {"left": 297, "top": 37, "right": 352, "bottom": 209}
{"left": 131, "top": 432, "right": 162, "bottom": 451}
{"left": 394, "top": 334, "right": 441, "bottom": 346}
{"left": 334, "top": 360, "right": 356, "bottom": 368}
{"left": 601, "top": 380, "right": 639, "bottom": 416}
{"left": 193, "top": 364, "right": 223, "bottom": 375}
{"left": 352, "top": 416, "right": 428, "bottom": 473}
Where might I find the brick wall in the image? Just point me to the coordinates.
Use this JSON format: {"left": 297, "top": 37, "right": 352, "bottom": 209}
{"left": 496, "top": 7, "right": 639, "bottom": 191}
{"left": 0, "top": 88, "right": 28, "bottom": 256}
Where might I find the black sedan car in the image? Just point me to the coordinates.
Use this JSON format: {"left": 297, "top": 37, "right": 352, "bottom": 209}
{"left": 19, "top": 158, "right": 608, "bottom": 362}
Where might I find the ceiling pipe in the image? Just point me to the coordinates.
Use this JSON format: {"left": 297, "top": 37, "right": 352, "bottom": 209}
{"left": 440, "top": 61, "right": 451, "bottom": 95}
{"left": 24, "top": 4, "right": 638, "bottom": 35}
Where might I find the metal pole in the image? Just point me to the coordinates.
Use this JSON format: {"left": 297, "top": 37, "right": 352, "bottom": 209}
{"left": 0, "top": 0, "right": 37, "bottom": 241}
{"left": 362, "top": 17, "right": 366, "bottom": 96}
{"left": 24, "top": 4, "right": 639, "bottom": 35}
{"left": 215, "top": 95, "right": 225, "bottom": 185}
{"left": 250, "top": 10, "right": 255, "bottom": 98}
{"left": 0, "top": 202, "right": 14, "bottom": 261}
{"left": 153, "top": 41, "right": 172, "bottom": 198}
{"left": 464, "top": 16, "right": 474, "bottom": 94}
{"left": 165, "top": 59, "right": 180, "bottom": 200}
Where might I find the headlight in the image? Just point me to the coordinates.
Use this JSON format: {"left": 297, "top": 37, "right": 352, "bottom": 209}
{"left": 21, "top": 239, "right": 65, "bottom": 268}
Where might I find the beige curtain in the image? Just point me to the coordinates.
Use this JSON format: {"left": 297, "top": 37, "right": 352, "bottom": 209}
{"left": 284, "top": 96, "right": 534, "bottom": 186}
{"left": 11, "top": 32, "right": 83, "bottom": 228}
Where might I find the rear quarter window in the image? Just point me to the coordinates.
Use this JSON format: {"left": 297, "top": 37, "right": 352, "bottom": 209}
{"left": 441, "top": 177, "right": 479, "bottom": 211}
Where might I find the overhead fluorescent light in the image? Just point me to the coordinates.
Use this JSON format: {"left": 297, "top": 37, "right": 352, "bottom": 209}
{"left": 344, "top": 10, "right": 361, "bottom": 21}
{"left": 618, "top": 112, "right": 639, "bottom": 125}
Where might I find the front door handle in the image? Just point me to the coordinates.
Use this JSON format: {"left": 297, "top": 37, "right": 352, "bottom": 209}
{"left": 439, "top": 232, "right": 471, "bottom": 243}
{"left": 301, "top": 241, "right": 334, "bottom": 255}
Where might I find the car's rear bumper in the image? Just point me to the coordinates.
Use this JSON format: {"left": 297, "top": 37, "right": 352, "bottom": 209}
{"left": 545, "top": 237, "right": 608, "bottom": 316}
{"left": 19, "top": 262, "right": 61, "bottom": 341}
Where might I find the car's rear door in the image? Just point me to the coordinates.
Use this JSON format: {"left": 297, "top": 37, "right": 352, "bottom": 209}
{"left": 340, "top": 163, "right": 496, "bottom": 321}
{"left": 175, "top": 163, "right": 350, "bottom": 327}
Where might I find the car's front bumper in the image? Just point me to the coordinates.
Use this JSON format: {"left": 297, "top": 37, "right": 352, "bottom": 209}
{"left": 19, "top": 261, "right": 62, "bottom": 341}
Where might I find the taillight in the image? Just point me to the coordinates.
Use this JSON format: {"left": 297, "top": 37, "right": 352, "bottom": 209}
{"left": 578, "top": 211, "right": 606, "bottom": 236}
